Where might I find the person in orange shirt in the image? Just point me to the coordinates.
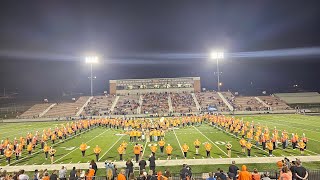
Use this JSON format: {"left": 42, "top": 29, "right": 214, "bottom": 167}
{"left": 5, "top": 148, "right": 13, "bottom": 164}
{"left": 133, "top": 143, "right": 141, "bottom": 162}
{"left": 245, "top": 141, "right": 253, "bottom": 157}
{"left": 238, "top": 165, "right": 252, "bottom": 180}
{"left": 204, "top": 142, "right": 212, "bottom": 158}
{"left": 165, "top": 144, "right": 173, "bottom": 160}
{"left": 117, "top": 145, "right": 124, "bottom": 160}
{"left": 27, "top": 143, "right": 33, "bottom": 155}
{"left": 43, "top": 143, "right": 50, "bottom": 160}
{"left": 266, "top": 140, "right": 273, "bottom": 157}
{"left": 182, "top": 143, "right": 189, "bottom": 158}
{"left": 150, "top": 144, "right": 158, "bottom": 157}
{"left": 117, "top": 169, "right": 126, "bottom": 180}
{"left": 194, "top": 139, "right": 201, "bottom": 155}
{"left": 80, "top": 142, "right": 87, "bottom": 157}
{"left": 158, "top": 140, "right": 165, "bottom": 154}
{"left": 51, "top": 133, "right": 56, "bottom": 144}
{"left": 297, "top": 140, "right": 306, "bottom": 155}
{"left": 302, "top": 133, "right": 308, "bottom": 149}
{"left": 239, "top": 138, "right": 247, "bottom": 153}
{"left": 15, "top": 145, "right": 21, "bottom": 160}
{"left": 93, "top": 145, "right": 102, "bottom": 162}
{"left": 86, "top": 167, "right": 95, "bottom": 180}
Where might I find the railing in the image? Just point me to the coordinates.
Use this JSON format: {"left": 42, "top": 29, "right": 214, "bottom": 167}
{"left": 89, "top": 170, "right": 320, "bottom": 180}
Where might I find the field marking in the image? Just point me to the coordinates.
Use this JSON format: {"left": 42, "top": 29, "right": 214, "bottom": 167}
{"left": 193, "top": 126, "right": 228, "bottom": 157}
{"left": 54, "top": 129, "right": 110, "bottom": 163}
{"left": 256, "top": 119, "right": 320, "bottom": 134}
{"left": 98, "top": 135, "right": 124, "bottom": 161}
{"left": 141, "top": 141, "right": 148, "bottom": 159}
{"left": 173, "top": 129, "right": 185, "bottom": 157}
{"left": 274, "top": 118, "right": 320, "bottom": 128}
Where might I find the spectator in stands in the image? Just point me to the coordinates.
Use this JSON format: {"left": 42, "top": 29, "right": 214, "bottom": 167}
{"left": 252, "top": 168, "right": 260, "bottom": 180}
{"left": 50, "top": 170, "right": 58, "bottom": 180}
{"left": 280, "top": 166, "right": 292, "bottom": 180}
{"left": 42, "top": 172, "right": 50, "bottom": 180}
{"left": 295, "top": 159, "right": 308, "bottom": 180}
{"left": 59, "top": 166, "right": 67, "bottom": 180}
{"left": 207, "top": 172, "right": 216, "bottom": 180}
{"left": 69, "top": 167, "right": 77, "bottom": 180}
{"left": 290, "top": 161, "right": 297, "bottom": 179}
{"left": 164, "top": 169, "right": 172, "bottom": 180}
{"left": 238, "top": 165, "right": 252, "bottom": 180}
{"left": 117, "top": 169, "right": 126, "bottom": 180}
{"left": 147, "top": 170, "right": 156, "bottom": 180}
{"left": 90, "top": 160, "right": 98, "bottom": 176}
{"left": 33, "top": 169, "right": 40, "bottom": 180}
{"left": 126, "top": 159, "right": 134, "bottom": 176}
{"left": 214, "top": 168, "right": 221, "bottom": 179}
{"left": 18, "top": 170, "right": 29, "bottom": 180}
{"left": 149, "top": 154, "right": 156, "bottom": 174}
{"left": 180, "top": 164, "right": 192, "bottom": 180}
{"left": 228, "top": 161, "right": 239, "bottom": 180}
{"left": 218, "top": 170, "right": 227, "bottom": 180}
{"left": 128, "top": 172, "right": 135, "bottom": 180}
{"left": 139, "top": 157, "right": 147, "bottom": 170}
{"left": 260, "top": 173, "right": 271, "bottom": 180}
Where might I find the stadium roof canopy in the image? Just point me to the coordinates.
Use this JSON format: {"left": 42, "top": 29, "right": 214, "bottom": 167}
{"left": 275, "top": 92, "right": 320, "bottom": 104}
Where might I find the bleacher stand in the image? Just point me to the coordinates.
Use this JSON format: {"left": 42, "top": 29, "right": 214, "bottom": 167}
{"left": 171, "top": 92, "right": 197, "bottom": 114}
{"left": 44, "top": 96, "right": 90, "bottom": 118}
{"left": 113, "top": 94, "right": 140, "bottom": 115}
{"left": 258, "top": 96, "right": 292, "bottom": 110}
{"left": 20, "top": 103, "right": 54, "bottom": 118}
{"left": 141, "top": 92, "right": 169, "bottom": 115}
{"left": 195, "top": 91, "right": 229, "bottom": 112}
{"left": 233, "top": 96, "right": 268, "bottom": 111}
{"left": 82, "top": 95, "right": 115, "bottom": 116}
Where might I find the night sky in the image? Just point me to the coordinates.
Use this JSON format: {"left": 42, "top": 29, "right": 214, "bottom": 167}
{"left": 1, "top": 1, "right": 320, "bottom": 101}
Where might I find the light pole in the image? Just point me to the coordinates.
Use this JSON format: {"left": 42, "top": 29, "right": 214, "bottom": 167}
{"left": 210, "top": 51, "right": 224, "bottom": 91}
{"left": 85, "top": 56, "right": 98, "bottom": 96}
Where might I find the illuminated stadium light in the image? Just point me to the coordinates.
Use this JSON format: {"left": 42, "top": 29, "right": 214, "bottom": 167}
{"left": 209, "top": 51, "right": 224, "bottom": 91}
{"left": 85, "top": 56, "right": 99, "bottom": 96}
{"left": 210, "top": 51, "right": 224, "bottom": 60}
{"left": 85, "top": 56, "right": 99, "bottom": 64}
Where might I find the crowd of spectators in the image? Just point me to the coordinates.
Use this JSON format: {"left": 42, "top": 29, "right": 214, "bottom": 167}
{"left": 171, "top": 93, "right": 197, "bottom": 113}
{"left": 196, "top": 92, "right": 229, "bottom": 112}
{"left": 0, "top": 157, "right": 310, "bottom": 180}
{"left": 141, "top": 93, "right": 169, "bottom": 115}
{"left": 82, "top": 95, "right": 115, "bottom": 116}
{"left": 113, "top": 95, "right": 140, "bottom": 115}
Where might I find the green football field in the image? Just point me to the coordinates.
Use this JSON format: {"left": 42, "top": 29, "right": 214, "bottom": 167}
{"left": 0, "top": 114, "right": 320, "bottom": 167}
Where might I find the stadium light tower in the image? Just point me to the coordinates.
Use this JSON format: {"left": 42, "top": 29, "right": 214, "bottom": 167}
{"left": 210, "top": 51, "right": 224, "bottom": 91}
{"left": 85, "top": 56, "right": 99, "bottom": 96}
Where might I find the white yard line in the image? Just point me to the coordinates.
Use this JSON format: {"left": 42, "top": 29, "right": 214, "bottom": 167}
{"left": 54, "top": 129, "right": 109, "bottom": 163}
{"left": 173, "top": 129, "right": 185, "bottom": 157}
{"left": 141, "top": 141, "right": 148, "bottom": 159}
{"left": 98, "top": 135, "right": 124, "bottom": 161}
{"left": 193, "top": 126, "right": 228, "bottom": 157}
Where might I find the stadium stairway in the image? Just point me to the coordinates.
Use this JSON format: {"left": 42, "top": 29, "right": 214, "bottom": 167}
{"left": 137, "top": 95, "right": 143, "bottom": 114}
{"left": 110, "top": 96, "right": 120, "bottom": 112}
{"left": 39, "top": 103, "right": 56, "bottom": 117}
{"left": 191, "top": 93, "right": 201, "bottom": 112}
{"left": 217, "top": 92, "right": 234, "bottom": 111}
{"left": 76, "top": 96, "right": 94, "bottom": 116}
{"left": 255, "top": 96, "right": 271, "bottom": 110}
{"left": 168, "top": 94, "right": 173, "bottom": 113}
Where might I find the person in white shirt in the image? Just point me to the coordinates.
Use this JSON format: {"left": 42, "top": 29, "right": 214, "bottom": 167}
{"left": 59, "top": 166, "right": 67, "bottom": 180}
{"left": 18, "top": 170, "right": 29, "bottom": 180}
